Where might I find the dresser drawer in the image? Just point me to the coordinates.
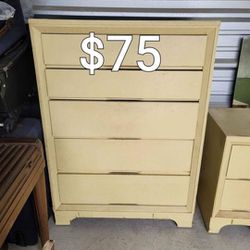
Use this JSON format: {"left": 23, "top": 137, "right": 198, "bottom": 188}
{"left": 221, "top": 180, "right": 250, "bottom": 212}
{"left": 46, "top": 69, "right": 203, "bottom": 101}
{"left": 49, "top": 101, "right": 198, "bottom": 139}
{"left": 55, "top": 139, "right": 193, "bottom": 174}
{"left": 58, "top": 174, "right": 190, "bottom": 206}
{"left": 226, "top": 145, "right": 250, "bottom": 180}
{"left": 42, "top": 34, "right": 206, "bottom": 68}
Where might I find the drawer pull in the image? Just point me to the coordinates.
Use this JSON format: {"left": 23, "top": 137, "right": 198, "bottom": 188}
{"left": 107, "top": 138, "right": 141, "bottom": 140}
{"left": 109, "top": 171, "right": 140, "bottom": 175}
{"left": 109, "top": 203, "right": 138, "bottom": 206}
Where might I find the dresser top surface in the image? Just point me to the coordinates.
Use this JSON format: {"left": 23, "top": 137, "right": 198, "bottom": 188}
{"left": 28, "top": 18, "right": 220, "bottom": 34}
{"left": 29, "top": 18, "right": 220, "bottom": 26}
{"left": 209, "top": 108, "right": 250, "bottom": 137}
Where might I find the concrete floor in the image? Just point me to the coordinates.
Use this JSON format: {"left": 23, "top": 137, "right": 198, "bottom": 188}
{"left": 8, "top": 208, "right": 250, "bottom": 250}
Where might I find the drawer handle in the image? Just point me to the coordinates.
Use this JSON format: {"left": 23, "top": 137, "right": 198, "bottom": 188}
{"left": 107, "top": 138, "right": 141, "bottom": 140}
{"left": 109, "top": 203, "right": 138, "bottom": 206}
{"left": 109, "top": 171, "right": 140, "bottom": 175}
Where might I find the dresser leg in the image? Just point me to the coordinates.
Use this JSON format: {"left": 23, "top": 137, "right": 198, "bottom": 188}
{"left": 33, "top": 172, "right": 50, "bottom": 246}
{"left": 54, "top": 211, "right": 73, "bottom": 225}
{"left": 208, "top": 217, "right": 231, "bottom": 233}
{"left": 172, "top": 214, "right": 193, "bottom": 228}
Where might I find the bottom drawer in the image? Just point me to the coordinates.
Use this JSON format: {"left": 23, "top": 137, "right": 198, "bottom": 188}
{"left": 221, "top": 180, "right": 250, "bottom": 212}
{"left": 58, "top": 174, "right": 190, "bottom": 206}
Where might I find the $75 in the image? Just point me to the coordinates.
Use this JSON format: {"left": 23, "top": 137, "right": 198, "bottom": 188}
{"left": 80, "top": 32, "right": 161, "bottom": 75}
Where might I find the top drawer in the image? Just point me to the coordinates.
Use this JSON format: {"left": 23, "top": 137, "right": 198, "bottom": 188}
{"left": 227, "top": 145, "right": 250, "bottom": 180}
{"left": 42, "top": 34, "right": 207, "bottom": 69}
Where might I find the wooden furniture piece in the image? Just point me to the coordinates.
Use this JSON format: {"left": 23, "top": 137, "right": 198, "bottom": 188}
{"left": 29, "top": 19, "right": 219, "bottom": 227}
{"left": 0, "top": 139, "right": 49, "bottom": 248}
{"left": 198, "top": 108, "right": 250, "bottom": 233}
{"left": 43, "top": 240, "right": 55, "bottom": 250}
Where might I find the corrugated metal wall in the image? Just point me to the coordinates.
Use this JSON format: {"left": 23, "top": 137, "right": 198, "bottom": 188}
{"left": 28, "top": 0, "right": 250, "bottom": 106}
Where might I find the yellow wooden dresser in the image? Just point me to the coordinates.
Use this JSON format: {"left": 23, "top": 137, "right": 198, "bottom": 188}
{"left": 29, "top": 19, "right": 219, "bottom": 226}
{"left": 198, "top": 108, "right": 250, "bottom": 233}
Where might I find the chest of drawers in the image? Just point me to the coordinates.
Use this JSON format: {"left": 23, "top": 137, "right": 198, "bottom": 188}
{"left": 198, "top": 108, "right": 250, "bottom": 233}
{"left": 29, "top": 19, "right": 219, "bottom": 227}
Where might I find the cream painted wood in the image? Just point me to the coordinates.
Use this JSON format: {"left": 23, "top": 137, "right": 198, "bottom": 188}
{"left": 58, "top": 174, "right": 190, "bottom": 206}
{"left": 209, "top": 211, "right": 250, "bottom": 232}
{"left": 221, "top": 180, "right": 250, "bottom": 211}
{"left": 55, "top": 139, "right": 193, "bottom": 174}
{"left": 42, "top": 34, "right": 207, "bottom": 68}
{"left": 209, "top": 108, "right": 250, "bottom": 137}
{"left": 46, "top": 69, "right": 203, "bottom": 101}
{"left": 29, "top": 19, "right": 219, "bottom": 34}
{"left": 197, "top": 112, "right": 227, "bottom": 230}
{"left": 55, "top": 210, "right": 193, "bottom": 227}
{"left": 59, "top": 204, "right": 188, "bottom": 213}
{"left": 198, "top": 108, "right": 250, "bottom": 233}
{"left": 217, "top": 210, "right": 250, "bottom": 220}
{"left": 29, "top": 19, "right": 219, "bottom": 226}
{"left": 186, "top": 27, "right": 218, "bottom": 213}
{"left": 207, "top": 217, "right": 232, "bottom": 234}
{"left": 28, "top": 26, "right": 61, "bottom": 209}
{"left": 226, "top": 146, "right": 250, "bottom": 179}
{"left": 49, "top": 101, "right": 199, "bottom": 139}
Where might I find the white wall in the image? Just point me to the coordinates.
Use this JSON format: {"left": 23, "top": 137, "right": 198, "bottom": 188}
{"left": 22, "top": 0, "right": 250, "bottom": 106}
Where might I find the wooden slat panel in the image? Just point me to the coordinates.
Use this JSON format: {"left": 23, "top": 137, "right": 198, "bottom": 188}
{"left": 221, "top": 180, "right": 250, "bottom": 211}
{"left": 58, "top": 174, "right": 190, "bottom": 206}
{"left": 0, "top": 145, "right": 19, "bottom": 166}
{"left": 0, "top": 147, "right": 41, "bottom": 210}
{"left": 0, "top": 147, "right": 34, "bottom": 195}
{"left": 0, "top": 139, "right": 44, "bottom": 227}
{"left": 55, "top": 139, "right": 193, "bottom": 174}
{"left": 0, "top": 146, "right": 26, "bottom": 181}
{"left": 0, "top": 157, "right": 43, "bottom": 220}
{"left": 49, "top": 101, "right": 199, "bottom": 139}
{"left": 46, "top": 69, "right": 203, "bottom": 101}
{"left": 42, "top": 34, "right": 207, "bottom": 68}
{"left": 0, "top": 159, "right": 45, "bottom": 246}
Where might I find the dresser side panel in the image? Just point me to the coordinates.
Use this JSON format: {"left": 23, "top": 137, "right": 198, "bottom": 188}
{"left": 29, "top": 23, "right": 61, "bottom": 209}
{"left": 187, "top": 24, "right": 220, "bottom": 213}
{"left": 197, "top": 113, "right": 226, "bottom": 229}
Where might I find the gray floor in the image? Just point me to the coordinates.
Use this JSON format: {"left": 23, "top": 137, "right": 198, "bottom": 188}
{"left": 8, "top": 208, "right": 250, "bottom": 250}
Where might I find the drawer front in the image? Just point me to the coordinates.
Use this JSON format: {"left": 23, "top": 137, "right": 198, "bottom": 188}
{"left": 46, "top": 69, "right": 203, "bottom": 101}
{"left": 227, "top": 145, "right": 250, "bottom": 179}
{"left": 221, "top": 180, "right": 250, "bottom": 211}
{"left": 50, "top": 101, "right": 199, "bottom": 139}
{"left": 58, "top": 174, "right": 190, "bottom": 206}
{"left": 55, "top": 139, "right": 193, "bottom": 174}
{"left": 42, "top": 34, "right": 206, "bottom": 68}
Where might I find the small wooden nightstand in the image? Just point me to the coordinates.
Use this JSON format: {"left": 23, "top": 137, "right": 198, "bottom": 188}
{"left": 0, "top": 139, "right": 49, "bottom": 248}
{"left": 198, "top": 108, "right": 250, "bottom": 233}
